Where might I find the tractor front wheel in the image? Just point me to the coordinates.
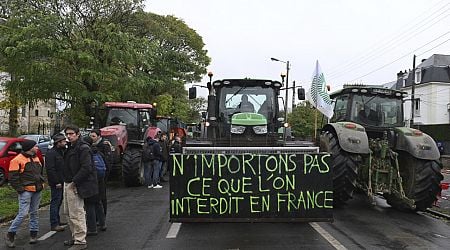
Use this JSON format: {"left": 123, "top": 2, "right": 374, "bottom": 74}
{"left": 386, "top": 153, "right": 443, "bottom": 211}
{"left": 320, "top": 131, "right": 359, "bottom": 206}
{"left": 122, "top": 147, "right": 144, "bottom": 187}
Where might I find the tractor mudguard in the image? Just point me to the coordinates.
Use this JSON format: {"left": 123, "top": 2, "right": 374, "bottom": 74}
{"left": 394, "top": 127, "right": 440, "bottom": 161}
{"left": 321, "top": 122, "right": 369, "bottom": 154}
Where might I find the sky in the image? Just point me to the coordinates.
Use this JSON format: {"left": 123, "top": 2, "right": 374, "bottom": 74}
{"left": 145, "top": 0, "right": 450, "bottom": 106}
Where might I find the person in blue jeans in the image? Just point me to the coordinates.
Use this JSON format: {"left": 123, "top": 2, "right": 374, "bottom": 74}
{"left": 5, "top": 140, "right": 45, "bottom": 248}
{"left": 142, "top": 136, "right": 154, "bottom": 188}
{"left": 45, "top": 134, "right": 67, "bottom": 232}
{"left": 147, "top": 133, "right": 163, "bottom": 188}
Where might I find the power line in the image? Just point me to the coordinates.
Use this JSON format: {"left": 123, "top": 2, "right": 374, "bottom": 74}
{"left": 345, "top": 33, "right": 450, "bottom": 83}
{"left": 327, "top": 1, "right": 450, "bottom": 76}
{"left": 329, "top": 11, "right": 450, "bottom": 80}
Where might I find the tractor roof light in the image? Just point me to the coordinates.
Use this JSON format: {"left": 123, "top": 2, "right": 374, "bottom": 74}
{"left": 264, "top": 81, "right": 272, "bottom": 86}
{"left": 223, "top": 81, "right": 231, "bottom": 85}
{"left": 209, "top": 116, "right": 217, "bottom": 121}
{"left": 273, "top": 82, "right": 281, "bottom": 87}
{"left": 360, "top": 89, "right": 368, "bottom": 93}
{"left": 213, "top": 81, "right": 221, "bottom": 87}
{"left": 352, "top": 89, "right": 359, "bottom": 92}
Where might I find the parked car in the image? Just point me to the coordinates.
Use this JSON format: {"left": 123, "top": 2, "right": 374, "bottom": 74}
{"left": 18, "top": 134, "right": 51, "bottom": 155}
{"left": 0, "top": 137, "right": 44, "bottom": 186}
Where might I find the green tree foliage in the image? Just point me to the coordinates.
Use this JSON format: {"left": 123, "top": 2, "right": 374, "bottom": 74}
{"left": 288, "top": 101, "right": 317, "bottom": 140}
{"left": 0, "top": 0, "right": 210, "bottom": 132}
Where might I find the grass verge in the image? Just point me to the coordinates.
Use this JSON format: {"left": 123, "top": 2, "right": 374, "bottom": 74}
{"left": 0, "top": 185, "right": 51, "bottom": 222}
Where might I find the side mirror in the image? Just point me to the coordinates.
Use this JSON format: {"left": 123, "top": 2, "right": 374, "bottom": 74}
{"left": 189, "top": 87, "right": 197, "bottom": 99}
{"left": 297, "top": 88, "right": 305, "bottom": 100}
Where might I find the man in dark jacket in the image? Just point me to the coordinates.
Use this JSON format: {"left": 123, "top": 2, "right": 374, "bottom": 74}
{"left": 62, "top": 124, "right": 98, "bottom": 250}
{"left": 45, "top": 133, "right": 67, "bottom": 232}
{"left": 148, "top": 133, "right": 163, "bottom": 188}
{"left": 89, "top": 129, "right": 111, "bottom": 215}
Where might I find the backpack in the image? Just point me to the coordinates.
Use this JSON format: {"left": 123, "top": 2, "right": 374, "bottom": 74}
{"left": 142, "top": 143, "right": 155, "bottom": 162}
{"left": 93, "top": 152, "right": 107, "bottom": 178}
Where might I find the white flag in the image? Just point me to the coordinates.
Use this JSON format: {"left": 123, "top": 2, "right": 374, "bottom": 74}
{"left": 307, "top": 60, "right": 334, "bottom": 119}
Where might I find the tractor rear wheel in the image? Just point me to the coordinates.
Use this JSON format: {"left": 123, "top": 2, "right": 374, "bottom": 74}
{"left": 385, "top": 153, "right": 443, "bottom": 211}
{"left": 122, "top": 147, "right": 144, "bottom": 187}
{"left": 320, "top": 131, "right": 359, "bottom": 206}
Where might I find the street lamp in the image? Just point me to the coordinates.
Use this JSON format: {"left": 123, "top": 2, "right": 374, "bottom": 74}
{"left": 271, "top": 57, "right": 290, "bottom": 141}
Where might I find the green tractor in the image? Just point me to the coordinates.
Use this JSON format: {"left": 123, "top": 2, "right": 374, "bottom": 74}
{"left": 320, "top": 85, "right": 443, "bottom": 211}
{"left": 189, "top": 78, "right": 305, "bottom": 147}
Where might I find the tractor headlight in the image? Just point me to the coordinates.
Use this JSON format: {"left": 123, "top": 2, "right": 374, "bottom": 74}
{"left": 253, "top": 125, "right": 267, "bottom": 134}
{"left": 231, "top": 125, "right": 245, "bottom": 134}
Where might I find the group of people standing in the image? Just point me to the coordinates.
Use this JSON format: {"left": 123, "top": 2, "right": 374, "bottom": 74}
{"left": 5, "top": 124, "right": 111, "bottom": 250}
{"left": 142, "top": 132, "right": 182, "bottom": 189}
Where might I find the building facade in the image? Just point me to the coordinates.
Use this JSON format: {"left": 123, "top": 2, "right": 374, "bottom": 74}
{"left": 0, "top": 73, "right": 55, "bottom": 135}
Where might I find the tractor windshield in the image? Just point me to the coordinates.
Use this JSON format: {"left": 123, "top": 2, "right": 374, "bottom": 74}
{"left": 219, "top": 86, "right": 275, "bottom": 122}
{"left": 350, "top": 94, "right": 403, "bottom": 127}
{"left": 106, "top": 108, "right": 151, "bottom": 127}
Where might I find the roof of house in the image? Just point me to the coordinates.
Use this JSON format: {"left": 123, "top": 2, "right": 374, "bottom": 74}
{"left": 395, "top": 54, "right": 450, "bottom": 89}
{"left": 417, "top": 54, "right": 450, "bottom": 68}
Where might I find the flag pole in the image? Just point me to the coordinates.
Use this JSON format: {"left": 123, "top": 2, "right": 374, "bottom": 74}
{"left": 314, "top": 108, "right": 318, "bottom": 143}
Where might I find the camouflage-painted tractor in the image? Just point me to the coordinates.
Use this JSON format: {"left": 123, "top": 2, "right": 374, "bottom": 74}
{"left": 320, "top": 85, "right": 443, "bottom": 211}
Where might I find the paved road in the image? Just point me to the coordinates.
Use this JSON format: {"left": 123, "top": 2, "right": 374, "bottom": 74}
{"left": 1, "top": 180, "right": 449, "bottom": 250}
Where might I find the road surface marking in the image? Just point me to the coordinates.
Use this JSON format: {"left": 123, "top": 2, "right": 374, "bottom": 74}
{"left": 309, "top": 222, "right": 347, "bottom": 250}
{"left": 166, "top": 222, "right": 182, "bottom": 238}
{"left": 38, "top": 231, "right": 56, "bottom": 241}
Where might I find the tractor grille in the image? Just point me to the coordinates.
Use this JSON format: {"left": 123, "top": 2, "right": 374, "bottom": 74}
{"left": 183, "top": 146, "right": 319, "bottom": 155}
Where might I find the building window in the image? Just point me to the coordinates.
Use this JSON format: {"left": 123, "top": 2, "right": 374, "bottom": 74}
{"left": 35, "top": 110, "right": 39, "bottom": 116}
{"left": 414, "top": 98, "right": 420, "bottom": 117}
{"left": 414, "top": 68, "right": 421, "bottom": 84}
{"left": 22, "top": 107, "right": 26, "bottom": 117}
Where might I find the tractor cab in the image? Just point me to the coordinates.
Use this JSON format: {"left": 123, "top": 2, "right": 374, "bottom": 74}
{"left": 102, "top": 102, "right": 156, "bottom": 142}
{"left": 331, "top": 86, "right": 406, "bottom": 133}
{"left": 192, "top": 79, "right": 283, "bottom": 146}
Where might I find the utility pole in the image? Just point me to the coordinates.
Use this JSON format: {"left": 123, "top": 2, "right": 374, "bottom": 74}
{"left": 292, "top": 80, "right": 296, "bottom": 110}
{"left": 410, "top": 55, "right": 416, "bottom": 128}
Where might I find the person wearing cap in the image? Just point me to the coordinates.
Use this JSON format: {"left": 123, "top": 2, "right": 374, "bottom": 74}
{"left": 5, "top": 139, "right": 45, "bottom": 248}
{"left": 45, "top": 133, "right": 67, "bottom": 232}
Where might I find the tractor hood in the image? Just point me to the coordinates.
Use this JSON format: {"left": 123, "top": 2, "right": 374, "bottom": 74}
{"left": 231, "top": 113, "right": 267, "bottom": 126}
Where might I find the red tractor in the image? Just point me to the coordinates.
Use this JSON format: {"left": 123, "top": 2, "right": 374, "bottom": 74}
{"left": 98, "top": 101, "right": 160, "bottom": 186}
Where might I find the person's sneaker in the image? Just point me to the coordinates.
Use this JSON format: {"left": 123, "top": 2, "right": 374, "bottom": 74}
{"left": 147, "top": 184, "right": 153, "bottom": 188}
{"left": 68, "top": 244, "right": 88, "bottom": 250}
{"left": 59, "top": 222, "right": 68, "bottom": 226}
{"left": 5, "top": 232, "right": 15, "bottom": 248}
{"left": 51, "top": 225, "right": 65, "bottom": 232}
{"left": 99, "top": 225, "right": 107, "bottom": 231}
{"left": 153, "top": 184, "right": 163, "bottom": 188}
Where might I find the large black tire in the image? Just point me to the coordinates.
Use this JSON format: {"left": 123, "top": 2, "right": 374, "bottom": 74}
{"left": 0, "top": 168, "right": 5, "bottom": 186}
{"left": 122, "top": 147, "right": 144, "bottom": 187}
{"left": 385, "top": 153, "right": 443, "bottom": 211}
{"left": 320, "top": 131, "right": 359, "bottom": 206}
